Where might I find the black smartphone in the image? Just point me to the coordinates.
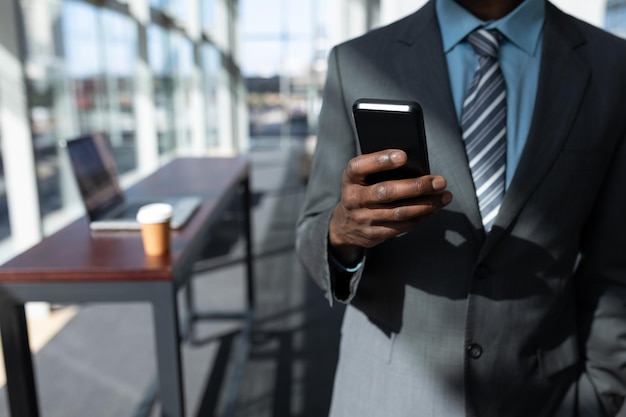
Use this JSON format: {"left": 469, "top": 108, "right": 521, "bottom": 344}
{"left": 352, "top": 98, "right": 430, "bottom": 184}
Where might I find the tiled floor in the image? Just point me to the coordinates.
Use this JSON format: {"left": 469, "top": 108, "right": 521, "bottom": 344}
{"left": 0, "top": 140, "right": 345, "bottom": 417}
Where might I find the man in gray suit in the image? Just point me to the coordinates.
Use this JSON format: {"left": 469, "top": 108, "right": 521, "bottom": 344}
{"left": 296, "top": 0, "right": 626, "bottom": 416}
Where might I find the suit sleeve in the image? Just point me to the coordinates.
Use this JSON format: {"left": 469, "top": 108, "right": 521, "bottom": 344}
{"left": 295, "top": 46, "right": 366, "bottom": 305}
{"left": 574, "top": 129, "right": 626, "bottom": 416}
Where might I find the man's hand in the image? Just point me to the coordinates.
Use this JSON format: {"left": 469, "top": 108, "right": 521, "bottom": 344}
{"left": 329, "top": 149, "right": 452, "bottom": 265}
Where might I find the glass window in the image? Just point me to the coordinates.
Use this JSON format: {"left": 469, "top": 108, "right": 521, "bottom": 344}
{"left": 63, "top": 1, "right": 137, "bottom": 173}
{"left": 63, "top": 1, "right": 105, "bottom": 135}
{"left": 149, "top": 0, "right": 169, "bottom": 11}
{"left": 148, "top": 24, "right": 176, "bottom": 154}
{"left": 240, "top": 0, "right": 282, "bottom": 36}
{"left": 150, "top": 0, "right": 188, "bottom": 26}
{"left": 241, "top": 40, "right": 282, "bottom": 77}
{"left": 63, "top": 2, "right": 138, "bottom": 173}
{"left": 201, "top": 0, "right": 216, "bottom": 31}
{"left": 22, "top": 0, "right": 78, "bottom": 219}
{"left": 202, "top": 0, "right": 229, "bottom": 50}
{"left": 19, "top": 0, "right": 139, "bottom": 226}
{"left": 286, "top": 0, "right": 313, "bottom": 36}
{"left": 100, "top": 9, "right": 138, "bottom": 173}
{"left": 240, "top": 0, "right": 329, "bottom": 144}
{"left": 170, "top": 32, "right": 195, "bottom": 153}
{"left": 201, "top": 44, "right": 221, "bottom": 148}
{"left": 605, "top": 1, "right": 626, "bottom": 38}
{"left": 14, "top": 0, "right": 243, "bottom": 238}
{"left": 171, "top": 0, "right": 189, "bottom": 25}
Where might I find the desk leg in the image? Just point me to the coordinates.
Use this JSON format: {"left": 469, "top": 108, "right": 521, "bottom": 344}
{"left": 151, "top": 282, "right": 185, "bottom": 417}
{"left": 0, "top": 302, "right": 40, "bottom": 417}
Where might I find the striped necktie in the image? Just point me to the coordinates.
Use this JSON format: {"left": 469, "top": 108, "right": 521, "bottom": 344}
{"left": 461, "top": 28, "right": 507, "bottom": 233}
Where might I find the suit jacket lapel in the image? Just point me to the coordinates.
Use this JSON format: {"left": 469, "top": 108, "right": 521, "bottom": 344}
{"left": 395, "top": 2, "right": 485, "bottom": 241}
{"left": 480, "top": 3, "right": 591, "bottom": 260}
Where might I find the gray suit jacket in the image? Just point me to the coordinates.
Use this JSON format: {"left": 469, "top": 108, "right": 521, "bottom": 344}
{"left": 296, "top": 1, "right": 626, "bottom": 416}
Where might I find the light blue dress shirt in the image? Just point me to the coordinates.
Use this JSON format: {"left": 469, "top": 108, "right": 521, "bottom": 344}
{"left": 436, "top": 0, "right": 545, "bottom": 187}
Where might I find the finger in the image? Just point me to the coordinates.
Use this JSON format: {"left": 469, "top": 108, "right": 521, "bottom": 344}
{"left": 382, "top": 198, "right": 445, "bottom": 223}
{"left": 362, "top": 176, "right": 448, "bottom": 205}
{"left": 344, "top": 150, "right": 407, "bottom": 184}
{"left": 354, "top": 225, "right": 409, "bottom": 247}
{"left": 369, "top": 192, "right": 452, "bottom": 221}
{"left": 352, "top": 218, "right": 428, "bottom": 246}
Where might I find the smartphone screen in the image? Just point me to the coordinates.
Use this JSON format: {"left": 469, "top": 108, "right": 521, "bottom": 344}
{"left": 352, "top": 98, "right": 430, "bottom": 184}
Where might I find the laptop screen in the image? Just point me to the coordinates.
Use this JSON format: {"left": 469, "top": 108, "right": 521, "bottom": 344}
{"left": 64, "top": 133, "right": 125, "bottom": 220}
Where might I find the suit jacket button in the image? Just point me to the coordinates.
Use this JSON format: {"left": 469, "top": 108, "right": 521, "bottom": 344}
{"left": 467, "top": 343, "right": 483, "bottom": 359}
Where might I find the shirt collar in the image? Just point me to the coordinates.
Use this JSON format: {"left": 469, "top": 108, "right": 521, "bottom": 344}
{"left": 436, "top": 0, "right": 545, "bottom": 56}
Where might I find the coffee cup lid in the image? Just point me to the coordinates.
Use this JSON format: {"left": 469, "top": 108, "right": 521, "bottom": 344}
{"left": 136, "top": 203, "right": 173, "bottom": 224}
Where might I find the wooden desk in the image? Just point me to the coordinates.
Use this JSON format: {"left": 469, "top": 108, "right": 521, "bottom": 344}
{"left": 0, "top": 156, "right": 255, "bottom": 417}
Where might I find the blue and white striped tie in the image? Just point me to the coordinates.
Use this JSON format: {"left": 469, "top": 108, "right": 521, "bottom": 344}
{"left": 461, "top": 29, "right": 506, "bottom": 233}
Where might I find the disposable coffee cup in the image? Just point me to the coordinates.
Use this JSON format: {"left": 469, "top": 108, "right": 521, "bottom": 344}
{"left": 136, "top": 203, "right": 173, "bottom": 256}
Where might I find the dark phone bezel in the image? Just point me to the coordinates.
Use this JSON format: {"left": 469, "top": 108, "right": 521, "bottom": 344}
{"left": 352, "top": 98, "right": 430, "bottom": 184}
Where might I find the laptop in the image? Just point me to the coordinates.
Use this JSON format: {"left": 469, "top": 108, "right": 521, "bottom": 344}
{"left": 61, "top": 133, "right": 201, "bottom": 231}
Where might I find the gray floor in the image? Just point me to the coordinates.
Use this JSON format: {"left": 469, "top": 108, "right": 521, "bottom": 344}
{"left": 0, "top": 140, "right": 345, "bottom": 417}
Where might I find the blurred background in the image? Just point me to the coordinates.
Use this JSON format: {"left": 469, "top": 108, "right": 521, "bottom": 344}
{"left": 0, "top": 0, "right": 624, "bottom": 416}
